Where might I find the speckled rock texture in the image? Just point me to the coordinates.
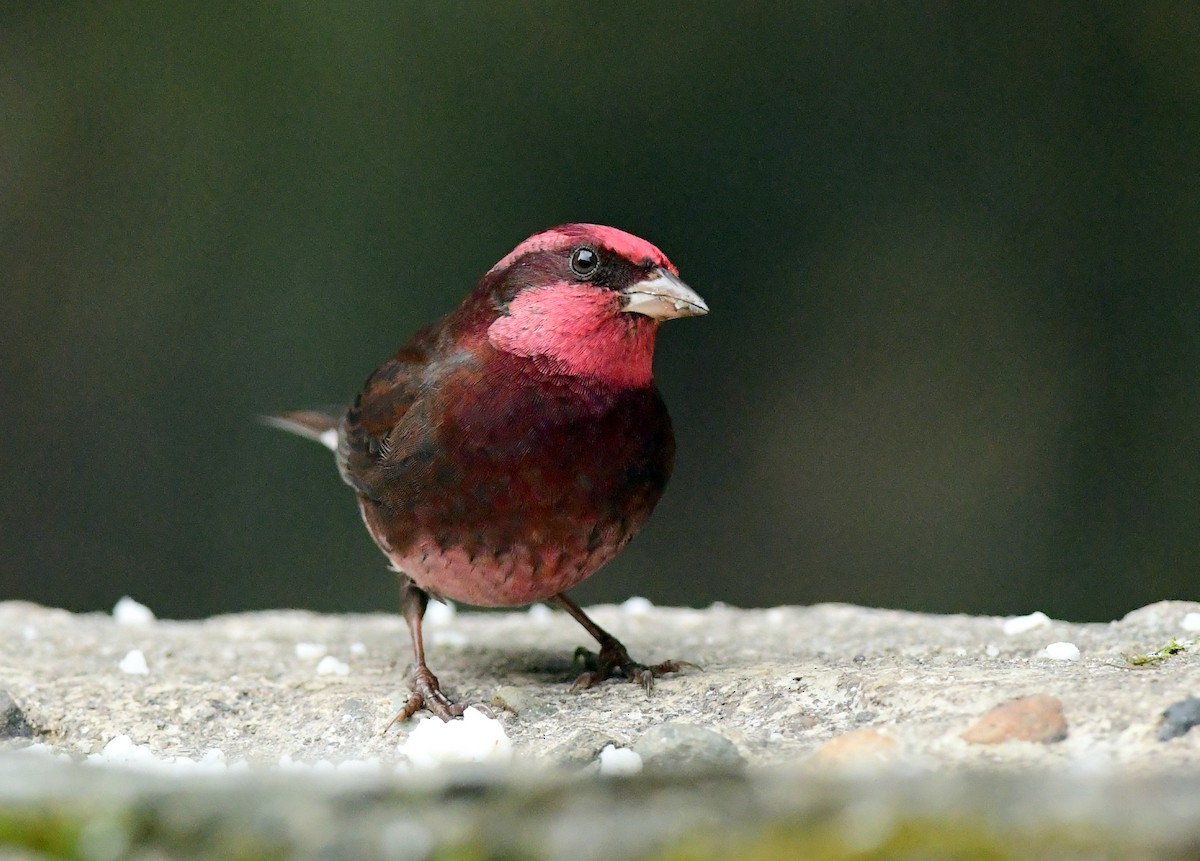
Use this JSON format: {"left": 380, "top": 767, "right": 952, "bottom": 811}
{"left": 2, "top": 599, "right": 1199, "bottom": 770}
{"left": 3, "top": 600, "right": 1200, "bottom": 860}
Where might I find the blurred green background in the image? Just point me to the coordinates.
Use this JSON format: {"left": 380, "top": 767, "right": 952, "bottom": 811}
{"left": 3, "top": 3, "right": 1197, "bottom": 621}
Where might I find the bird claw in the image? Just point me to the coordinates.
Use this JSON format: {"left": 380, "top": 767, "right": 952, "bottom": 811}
{"left": 382, "top": 665, "right": 466, "bottom": 731}
{"left": 570, "top": 642, "right": 697, "bottom": 693}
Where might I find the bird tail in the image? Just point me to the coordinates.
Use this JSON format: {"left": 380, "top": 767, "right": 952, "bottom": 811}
{"left": 261, "top": 409, "right": 342, "bottom": 452}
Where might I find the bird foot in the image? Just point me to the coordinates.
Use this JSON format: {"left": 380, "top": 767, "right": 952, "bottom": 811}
{"left": 383, "top": 665, "right": 466, "bottom": 730}
{"left": 570, "top": 640, "right": 698, "bottom": 693}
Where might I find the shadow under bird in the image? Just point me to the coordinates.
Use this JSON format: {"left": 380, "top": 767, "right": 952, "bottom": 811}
{"left": 267, "top": 223, "right": 708, "bottom": 721}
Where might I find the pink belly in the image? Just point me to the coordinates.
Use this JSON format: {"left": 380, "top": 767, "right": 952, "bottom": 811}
{"left": 385, "top": 532, "right": 629, "bottom": 607}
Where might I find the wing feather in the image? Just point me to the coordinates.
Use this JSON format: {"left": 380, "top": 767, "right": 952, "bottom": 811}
{"left": 338, "top": 326, "right": 482, "bottom": 503}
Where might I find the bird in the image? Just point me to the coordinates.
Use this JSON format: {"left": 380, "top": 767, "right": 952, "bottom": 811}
{"left": 267, "top": 223, "right": 708, "bottom": 722}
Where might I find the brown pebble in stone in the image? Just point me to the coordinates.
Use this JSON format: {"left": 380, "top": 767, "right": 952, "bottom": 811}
{"left": 961, "top": 694, "right": 1068, "bottom": 744}
{"left": 811, "top": 728, "right": 898, "bottom": 765}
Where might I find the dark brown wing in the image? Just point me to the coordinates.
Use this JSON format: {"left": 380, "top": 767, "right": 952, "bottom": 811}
{"left": 337, "top": 325, "right": 482, "bottom": 503}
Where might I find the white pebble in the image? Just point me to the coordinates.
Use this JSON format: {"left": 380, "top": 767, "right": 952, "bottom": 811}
{"left": 527, "top": 603, "right": 553, "bottom": 624}
{"left": 112, "top": 596, "right": 156, "bottom": 625}
{"left": 294, "top": 642, "right": 327, "bottom": 660}
{"left": 350, "top": 642, "right": 367, "bottom": 656}
{"left": 118, "top": 649, "right": 149, "bottom": 675}
{"left": 316, "top": 655, "right": 349, "bottom": 676}
{"left": 597, "top": 744, "right": 643, "bottom": 775}
{"left": 1182, "top": 612, "right": 1200, "bottom": 633}
{"left": 85, "top": 737, "right": 242, "bottom": 775}
{"left": 424, "top": 599, "right": 456, "bottom": 626}
{"left": 621, "top": 596, "right": 654, "bottom": 616}
{"left": 985, "top": 644, "right": 1000, "bottom": 658}
{"left": 1002, "top": 611, "right": 1051, "bottom": 635}
{"left": 89, "top": 735, "right": 157, "bottom": 768}
{"left": 1043, "top": 641, "right": 1081, "bottom": 661}
{"left": 398, "top": 706, "right": 513, "bottom": 769}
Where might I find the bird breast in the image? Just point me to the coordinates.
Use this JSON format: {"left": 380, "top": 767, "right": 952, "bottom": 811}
{"left": 358, "top": 378, "right": 674, "bottom": 607}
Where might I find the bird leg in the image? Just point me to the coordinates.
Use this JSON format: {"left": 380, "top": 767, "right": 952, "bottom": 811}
{"left": 384, "top": 577, "right": 465, "bottom": 729}
{"left": 553, "top": 593, "right": 696, "bottom": 692}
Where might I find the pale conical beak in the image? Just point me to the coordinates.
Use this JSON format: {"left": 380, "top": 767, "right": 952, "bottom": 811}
{"left": 619, "top": 268, "right": 709, "bottom": 320}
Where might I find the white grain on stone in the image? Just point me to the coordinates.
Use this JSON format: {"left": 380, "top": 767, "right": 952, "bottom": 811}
{"left": 1003, "top": 611, "right": 1052, "bottom": 635}
{"left": 118, "top": 649, "right": 148, "bottom": 675}
{"left": 1043, "top": 642, "right": 1081, "bottom": 661}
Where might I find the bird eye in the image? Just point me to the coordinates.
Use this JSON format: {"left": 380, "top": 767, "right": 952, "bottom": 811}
{"left": 569, "top": 246, "right": 600, "bottom": 278}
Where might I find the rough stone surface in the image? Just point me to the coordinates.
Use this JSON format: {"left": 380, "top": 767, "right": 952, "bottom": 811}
{"left": 0, "top": 690, "right": 33, "bottom": 739}
{"left": 961, "top": 694, "right": 1069, "bottom": 745}
{"left": 811, "top": 728, "right": 899, "bottom": 765}
{"left": 492, "top": 685, "right": 548, "bottom": 717}
{"left": 633, "top": 721, "right": 745, "bottom": 771}
{"left": 4, "top": 600, "right": 1200, "bottom": 859}
{"left": 1, "top": 599, "right": 1199, "bottom": 769}
{"left": 1158, "top": 696, "right": 1200, "bottom": 741}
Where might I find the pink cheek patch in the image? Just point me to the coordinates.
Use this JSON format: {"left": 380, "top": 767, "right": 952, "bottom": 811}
{"left": 487, "top": 284, "right": 658, "bottom": 389}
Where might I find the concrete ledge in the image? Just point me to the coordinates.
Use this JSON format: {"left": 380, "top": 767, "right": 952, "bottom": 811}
{"left": 4, "top": 599, "right": 1199, "bottom": 769}
{"left": 3, "top": 600, "right": 1200, "bottom": 858}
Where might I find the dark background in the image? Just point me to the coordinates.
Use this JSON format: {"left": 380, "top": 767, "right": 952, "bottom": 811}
{"left": 3, "top": 4, "right": 1197, "bottom": 621}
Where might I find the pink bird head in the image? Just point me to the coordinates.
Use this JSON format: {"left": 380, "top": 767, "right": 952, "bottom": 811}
{"left": 482, "top": 224, "right": 708, "bottom": 389}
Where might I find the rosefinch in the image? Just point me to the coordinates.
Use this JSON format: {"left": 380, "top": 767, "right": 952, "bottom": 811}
{"left": 269, "top": 224, "right": 707, "bottom": 720}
